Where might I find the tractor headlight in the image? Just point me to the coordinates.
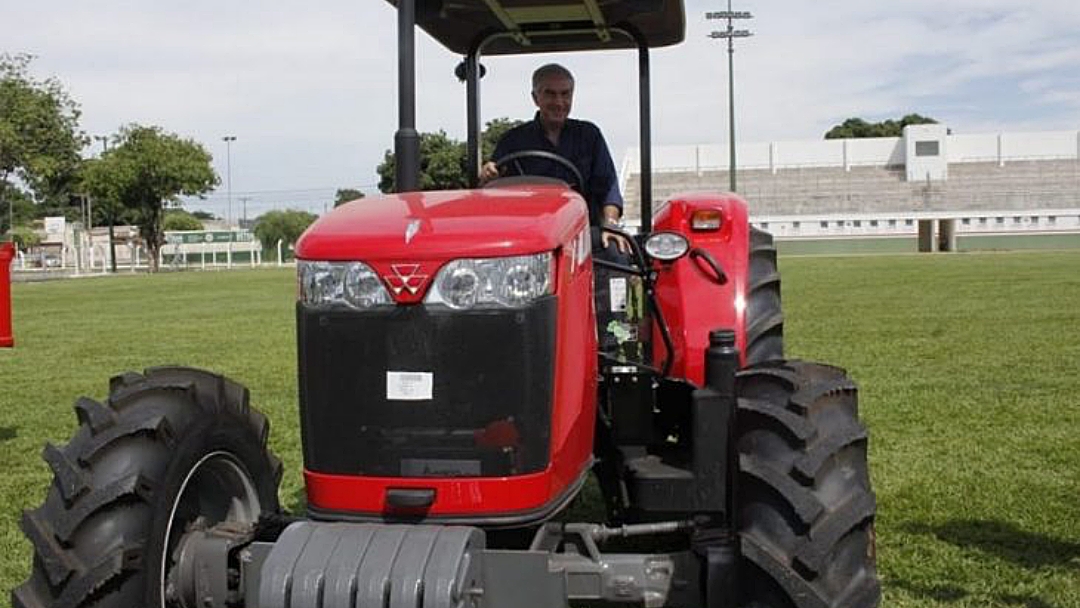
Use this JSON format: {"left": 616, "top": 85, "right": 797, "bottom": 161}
{"left": 644, "top": 232, "right": 690, "bottom": 261}
{"left": 426, "top": 252, "right": 553, "bottom": 309}
{"left": 298, "top": 261, "right": 392, "bottom": 309}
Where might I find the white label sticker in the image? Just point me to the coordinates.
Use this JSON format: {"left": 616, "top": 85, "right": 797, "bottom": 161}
{"left": 386, "top": 371, "right": 433, "bottom": 401}
{"left": 609, "top": 277, "right": 628, "bottom": 312}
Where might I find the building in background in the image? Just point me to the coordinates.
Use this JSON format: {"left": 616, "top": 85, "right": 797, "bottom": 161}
{"left": 620, "top": 127, "right": 1080, "bottom": 253}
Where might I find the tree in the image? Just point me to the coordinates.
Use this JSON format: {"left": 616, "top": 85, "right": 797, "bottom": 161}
{"left": 0, "top": 53, "right": 86, "bottom": 234}
{"left": 9, "top": 225, "right": 40, "bottom": 249}
{"left": 163, "top": 209, "right": 203, "bottom": 231}
{"left": 191, "top": 210, "right": 216, "bottom": 221}
{"left": 481, "top": 117, "right": 525, "bottom": 159}
{"left": 376, "top": 118, "right": 525, "bottom": 193}
{"left": 95, "top": 125, "right": 217, "bottom": 271}
{"left": 253, "top": 209, "right": 318, "bottom": 260}
{"left": 824, "top": 114, "right": 938, "bottom": 139}
{"left": 334, "top": 188, "right": 364, "bottom": 207}
{"left": 0, "top": 183, "right": 34, "bottom": 228}
{"left": 377, "top": 130, "right": 466, "bottom": 193}
{"left": 79, "top": 153, "right": 128, "bottom": 272}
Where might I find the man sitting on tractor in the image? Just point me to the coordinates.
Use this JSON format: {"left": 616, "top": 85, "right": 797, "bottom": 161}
{"left": 480, "top": 63, "right": 629, "bottom": 253}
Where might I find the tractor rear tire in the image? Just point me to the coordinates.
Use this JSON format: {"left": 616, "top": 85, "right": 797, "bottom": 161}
{"left": 734, "top": 360, "right": 879, "bottom": 608}
{"left": 745, "top": 227, "right": 784, "bottom": 365}
{"left": 13, "top": 367, "right": 283, "bottom": 608}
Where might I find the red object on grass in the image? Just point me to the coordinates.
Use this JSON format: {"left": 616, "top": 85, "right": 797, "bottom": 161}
{"left": 0, "top": 242, "right": 14, "bottom": 348}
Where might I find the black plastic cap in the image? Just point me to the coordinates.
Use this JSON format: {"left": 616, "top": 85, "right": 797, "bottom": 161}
{"left": 709, "top": 329, "right": 736, "bottom": 348}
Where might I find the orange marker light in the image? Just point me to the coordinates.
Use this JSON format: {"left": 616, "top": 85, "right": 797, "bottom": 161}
{"left": 691, "top": 209, "right": 723, "bottom": 231}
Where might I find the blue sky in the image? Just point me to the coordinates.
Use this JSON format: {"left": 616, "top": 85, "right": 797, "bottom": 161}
{"left": 3, "top": 0, "right": 1078, "bottom": 217}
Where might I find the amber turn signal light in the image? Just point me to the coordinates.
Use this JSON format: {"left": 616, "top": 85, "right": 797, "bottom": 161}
{"left": 691, "top": 209, "right": 723, "bottom": 231}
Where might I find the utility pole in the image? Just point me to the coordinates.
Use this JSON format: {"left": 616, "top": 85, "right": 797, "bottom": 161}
{"left": 707, "top": 1, "right": 753, "bottom": 192}
{"left": 239, "top": 196, "right": 251, "bottom": 228}
{"left": 222, "top": 135, "right": 237, "bottom": 228}
{"left": 94, "top": 135, "right": 120, "bottom": 273}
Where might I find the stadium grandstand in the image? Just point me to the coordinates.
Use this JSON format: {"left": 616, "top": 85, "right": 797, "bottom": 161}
{"left": 620, "top": 126, "right": 1080, "bottom": 253}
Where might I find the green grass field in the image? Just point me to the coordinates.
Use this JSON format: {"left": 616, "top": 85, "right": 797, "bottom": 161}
{"left": 1, "top": 252, "right": 1079, "bottom": 607}
{"left": 775, "top": 232, "right": 1080, "bottom": 256}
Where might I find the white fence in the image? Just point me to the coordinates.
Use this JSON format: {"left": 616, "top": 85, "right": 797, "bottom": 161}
{"left": 751, "top": 208, "right": 1080, "bottom": 240}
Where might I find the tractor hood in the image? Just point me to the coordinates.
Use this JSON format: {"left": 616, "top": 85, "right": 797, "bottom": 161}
{"left": 295, "top": 186, "right": 589, "bottom": 262}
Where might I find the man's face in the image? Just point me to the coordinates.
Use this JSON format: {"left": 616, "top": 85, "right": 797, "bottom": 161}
{"left": 532, "top": 75, "right": 574, "bottom": 128}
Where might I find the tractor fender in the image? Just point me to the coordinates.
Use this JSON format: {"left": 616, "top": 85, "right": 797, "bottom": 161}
{"left": 651, "top": 192, "right": 752, "bottom": 384}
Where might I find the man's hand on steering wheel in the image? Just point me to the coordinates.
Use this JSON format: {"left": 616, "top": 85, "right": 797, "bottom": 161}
{"left": 479, "top": 161, "right": 500, "bottom": 184}
{"left": 480, "top": 151, "right": 628, "bottom": 253}
{"left": 482, "top": 149, "right": 584, "bottom": 190}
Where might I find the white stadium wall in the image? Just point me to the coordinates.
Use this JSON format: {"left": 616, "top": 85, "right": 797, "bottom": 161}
{"left": 621, "top": 127, "right": 1080, "bottom": 220}
{"left": 623, "top": 128, "right": 1079, "bottom": 176}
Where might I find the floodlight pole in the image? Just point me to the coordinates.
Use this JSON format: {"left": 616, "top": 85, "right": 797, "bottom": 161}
{"left": 707, "top": 1, "right": 753, "bottom": 193}
{"left": 222, "top": 135, "right": 237, "bottom": 228}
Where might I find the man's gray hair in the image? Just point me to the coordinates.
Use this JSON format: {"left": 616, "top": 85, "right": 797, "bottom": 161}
{"left": 532, "top": 63, "right": 574, "bottom": 93}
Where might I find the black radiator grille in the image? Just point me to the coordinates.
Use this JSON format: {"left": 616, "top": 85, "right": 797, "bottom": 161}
{"left": 297, "top": 298, "right": 556, "bottom": 477}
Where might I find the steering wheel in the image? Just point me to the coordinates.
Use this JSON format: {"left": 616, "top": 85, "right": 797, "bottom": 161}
{"left": 494, "top": 149, "right": 584, "bottom": 191}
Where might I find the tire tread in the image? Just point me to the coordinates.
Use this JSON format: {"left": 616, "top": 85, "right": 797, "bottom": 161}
{"left": 739, "top": 453, "right": 824, "bottom": 524}
{"left": 52, "top": 475, "right": 156, "bottom": 542}
{"left": 73, "top": 398, "right": 116, "bottom": 434}
{"left": 736, "top": 360, "right": 879, "bottom": 608}
{"left": 745, "top": 228, "right": 784, "bottom": 365}
{"left": 740, "top": 535, "right": 828, "bottom": 608}
{"left": 794, "top": 492, "right": 877, "bottom": 573}
{"left": 41, "top": 444, "right": 89, "bottom": 505}
{"left": 53, "top": 542, "right": 141, "bottom": 608}
{"left": 20, "top": 510, "right": 79, "bottom": 587}
{"left": 792, "top": 422, "right": 867, "bottom": 483}
{"left": 80, "top": 414, "right": 174, "bottom": 462}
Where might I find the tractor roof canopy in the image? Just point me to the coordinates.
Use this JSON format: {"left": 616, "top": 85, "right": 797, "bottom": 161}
{"left": 384, "top": 0, "right": 685, "bottom": 55}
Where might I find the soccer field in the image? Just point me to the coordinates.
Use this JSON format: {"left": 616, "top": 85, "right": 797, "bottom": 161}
{"left": 1, "top": 252, "right": 1078, "bottom": 607}
{"left": 776, "top": 232, "right": 1080, "bottom": 256}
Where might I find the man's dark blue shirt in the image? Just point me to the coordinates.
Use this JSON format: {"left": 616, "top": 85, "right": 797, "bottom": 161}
{"left": 492, "top": 114, "right": 623, "bottom": 227}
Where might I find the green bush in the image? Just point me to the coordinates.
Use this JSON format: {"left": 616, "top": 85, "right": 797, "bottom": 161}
{"left": 253, "top": 209, "right": 318, "bottom": 260}
{"left": 163, "top": 209, "right": 204, "bottom": 231}
{"left": 8, "top": 225, "right": 41, "bottom": 248}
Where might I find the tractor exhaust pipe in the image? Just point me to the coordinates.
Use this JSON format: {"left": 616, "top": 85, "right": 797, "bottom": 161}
{"left": 700, "top": 329, "right": 740, "bottom": 608}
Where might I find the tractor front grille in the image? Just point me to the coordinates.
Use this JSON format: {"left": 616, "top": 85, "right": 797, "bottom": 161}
{"left": 296, "top": 298, "right": 556, "bottom": 478}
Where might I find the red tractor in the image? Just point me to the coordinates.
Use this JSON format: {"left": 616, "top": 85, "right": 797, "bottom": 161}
{"left": 15, "top": 2, "right": 879, "bottom": 608}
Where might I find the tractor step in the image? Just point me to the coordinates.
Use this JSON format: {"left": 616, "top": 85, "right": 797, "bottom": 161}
{"left": 624, "top": 455, "right": 704, "bottom": 512}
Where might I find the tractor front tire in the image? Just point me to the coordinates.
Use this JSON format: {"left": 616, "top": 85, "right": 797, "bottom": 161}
{"left": 13, "top": 367, "right": 282, "bottom": 608}
{"left": 735, "top": 360, "right": 879, "bottom": 608}
{"left": 744, "top": 227, "right": 784, "bottom": 365}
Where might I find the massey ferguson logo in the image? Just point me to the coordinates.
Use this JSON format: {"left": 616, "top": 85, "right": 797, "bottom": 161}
{"left": 383, "top": 264, "right": 429, "bottom": 295}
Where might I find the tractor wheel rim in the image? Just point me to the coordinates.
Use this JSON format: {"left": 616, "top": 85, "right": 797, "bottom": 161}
{"left": 159, "top": 451, "right": 262, "bottom": 608}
